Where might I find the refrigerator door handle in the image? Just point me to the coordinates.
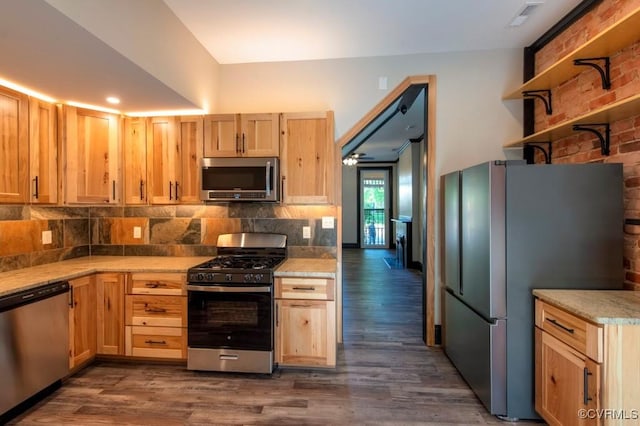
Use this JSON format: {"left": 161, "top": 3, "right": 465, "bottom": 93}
{"left": 458, "top": 174, "right": 463, "bottom": 296}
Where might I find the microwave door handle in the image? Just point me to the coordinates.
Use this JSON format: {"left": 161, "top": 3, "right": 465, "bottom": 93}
{"left": 266, "top": 161, "right": 271, "bottom": 195}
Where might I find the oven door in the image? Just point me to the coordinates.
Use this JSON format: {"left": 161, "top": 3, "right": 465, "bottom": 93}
{"left": 187, "top": 285, "right": 273, "bottom": 351}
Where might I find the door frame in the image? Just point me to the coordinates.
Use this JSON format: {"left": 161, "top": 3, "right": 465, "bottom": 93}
{"left": 336, "top": 75, "right": 437, "bottom": 346}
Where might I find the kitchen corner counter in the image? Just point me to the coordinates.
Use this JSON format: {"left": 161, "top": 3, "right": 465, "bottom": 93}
{"left": 0, "top": 256, "right": 211, "bottom": 297}
{"left": 275, "top": 258, "right": 337, "bottom": 278}
{"left": 533, "top": 289, "right": 640, "bottom": 325}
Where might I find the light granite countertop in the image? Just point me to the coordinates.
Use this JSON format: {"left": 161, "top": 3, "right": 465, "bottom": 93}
{"left": 0, "top": 256, "right": 211, "bottom": 297}
{"left": 0, "top": 256, "right": 337, "bottom": 297}
{"left": 533, "top": 289, "right": 640, "bottom": 325}
{"left": 275, "top": 258, "right": 337, "bottom": 278}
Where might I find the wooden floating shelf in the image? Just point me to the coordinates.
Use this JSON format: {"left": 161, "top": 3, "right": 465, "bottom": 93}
{"left": 503, "top": 6, "right": 640, "bottom": 100}
{"left": 504, "top": 93, "right": 640, "bottom": 148}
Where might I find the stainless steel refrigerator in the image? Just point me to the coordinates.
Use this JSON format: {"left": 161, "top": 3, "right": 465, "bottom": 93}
{"left": 442, "top": 160, "right": 623, "bottom": 420}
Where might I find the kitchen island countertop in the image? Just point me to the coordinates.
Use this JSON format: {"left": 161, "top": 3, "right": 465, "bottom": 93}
{"left": 533, "top": 289, "right": 640, "bottom": 325}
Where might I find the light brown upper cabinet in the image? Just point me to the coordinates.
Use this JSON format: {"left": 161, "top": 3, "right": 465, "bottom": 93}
{"left": 63, "top": 106, "right": 120, "bottom": 204}
{"left": 146, "top": 116, "right": 202, "bottom": 204}
{"left": 280, "top": 111, "right": 335, "bottom": 204}
{"left": 204, "top": 113, "right": 279, "bottom": 157}
{"left": 0, "top": 86, "right": 29, "bottom": 203}
{"left": 29, "top": 99, "right": 58, "bottom": 204}
{"left": 123, "top": 117, "right": 147, "bottom": 204}
{"left": 176, "top": 115, "right": 202, "bottom": 203}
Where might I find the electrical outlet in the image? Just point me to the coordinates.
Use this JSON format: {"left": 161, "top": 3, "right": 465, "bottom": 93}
{"left": 42, "top": 230, "right": 52, "bottom": 245}
{"left": 322, "top": 216, "right": 334, "bottom": 229}
{"left": 302, "top": 226, "right": 311, "bottom": 239}
{"left": 133, "top": 226, "right": 142, "bottom": 239}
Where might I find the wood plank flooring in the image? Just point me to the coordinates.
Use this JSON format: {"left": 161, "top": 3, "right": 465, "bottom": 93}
{"left": 7, "top": 249, "right": 540, "bottom": 425}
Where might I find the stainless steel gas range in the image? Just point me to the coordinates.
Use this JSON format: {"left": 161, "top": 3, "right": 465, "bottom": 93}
{"left": 186, "top": 232, "right": 286, "bottom": 374}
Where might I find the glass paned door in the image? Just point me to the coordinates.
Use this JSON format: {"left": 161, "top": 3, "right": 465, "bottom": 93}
{"left": 361, "top": 169, "right": 390, "bottom": 248}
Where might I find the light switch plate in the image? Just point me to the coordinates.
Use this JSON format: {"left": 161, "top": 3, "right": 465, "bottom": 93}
{"left": 133, "top": 226, "right": 142, "bottom": 239}
{"left": 42, "top": 230, "right": 52, "bottom": 245}
{"left": 322, "top": 216, "right": 335, "bottom": 229}
{"left": 302, "top": 226, "right": 311, "bottom": 239}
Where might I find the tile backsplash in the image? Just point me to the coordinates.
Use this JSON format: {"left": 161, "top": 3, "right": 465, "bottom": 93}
{"left": 0, "top": 204, "right": 338, "bottom": 273}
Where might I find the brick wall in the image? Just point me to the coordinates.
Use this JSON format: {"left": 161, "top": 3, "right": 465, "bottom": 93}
{"left": 533, "top": 0, "right": 640, "bottom": 290}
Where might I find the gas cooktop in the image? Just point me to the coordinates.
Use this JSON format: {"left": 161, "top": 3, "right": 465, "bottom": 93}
{"left": 187, "top": 232, "right": 287, "bottom": 285}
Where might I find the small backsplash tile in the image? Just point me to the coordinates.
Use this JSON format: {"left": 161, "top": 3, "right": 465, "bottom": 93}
{"left": 0, "top": 203, "right": 338, "bottom": 273}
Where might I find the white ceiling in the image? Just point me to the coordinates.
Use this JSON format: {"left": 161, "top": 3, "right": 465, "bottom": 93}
{"left": 164, "top": 0, "right": 584, "bottom": 64}
{"left": 0, "top": 0, "right": 584, "bottom": 162}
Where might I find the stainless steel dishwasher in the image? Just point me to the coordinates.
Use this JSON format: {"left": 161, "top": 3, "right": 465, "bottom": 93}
{"left": 0, "top": 281, "right": 70, "bottom": 417}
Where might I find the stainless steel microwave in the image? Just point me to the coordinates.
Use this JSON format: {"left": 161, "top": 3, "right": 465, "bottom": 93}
{"left": 200, "top": 157, "right": 279, "bottom": 202}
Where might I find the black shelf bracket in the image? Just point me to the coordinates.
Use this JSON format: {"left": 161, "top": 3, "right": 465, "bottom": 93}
{"left": 573, "top": 123, "right": 611, "bottom": 156}
{"left": 573, "top": 57, "right": 611, "bottom": 89}
{"left": 522, "top": 90, "right": 552, "bottom": 115}
{"left": 523, "top": 142, "right": 553, "bottom": 164}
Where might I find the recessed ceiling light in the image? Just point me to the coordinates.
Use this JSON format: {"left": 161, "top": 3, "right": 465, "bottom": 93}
{"left": 509, "top": 1, "right": 544, "bottom": 27}
{"left": 106, "top": 96, "right": 120, "bottom": 104}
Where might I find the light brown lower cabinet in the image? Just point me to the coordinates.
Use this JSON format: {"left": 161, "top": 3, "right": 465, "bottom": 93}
{"left": 96, "top": 273, "right": 125, "bottom": 355}
{"left": 68, "top": 275, "right": 96, "bottom": 369}
{"left": 535, "top": 298, "right": 640, "bottom": 426}
{"left": 275, "top": 277, "right": 336, "bottom": 368}
{"left": 124, "top": 272, "right": 187, "bottom": 360}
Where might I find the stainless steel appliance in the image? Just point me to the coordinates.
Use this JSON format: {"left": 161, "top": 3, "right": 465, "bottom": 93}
{"left": 1, "top": 281, "right": 70, "bottom": 417}
{"left": 187, "top": 232, "right": 286, "bottom": 373}
{"left": 442, "top": 161, "right": 624, "bottom": 420}
{"left": 200, "top": 157, "right": 279, "bottom": 202}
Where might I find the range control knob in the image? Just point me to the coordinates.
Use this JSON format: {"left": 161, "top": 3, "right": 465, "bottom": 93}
{"left": 197, "top": 273, "right": 205, "bottom": 281}
{"left": 206, "top": 273, "right": 213, "bottom": 281}
{"left": 225, "top": 274, "right": 233, "bottom": 282}
{"left": 244, "top": 274, "right": 253, "bottom": 282}
{"left": 254, "top": 273, "right": 264, "bottom": 282}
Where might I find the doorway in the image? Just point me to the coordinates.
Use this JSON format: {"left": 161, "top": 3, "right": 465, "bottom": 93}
{"left": 360, "top": 168, "right": 391, "bottom": 248}
{"left": 337, "top": 75, "right": 436, "bottom": 346}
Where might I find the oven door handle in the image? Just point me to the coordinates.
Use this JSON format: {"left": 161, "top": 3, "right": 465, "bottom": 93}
{"left": 187, "top": 285, "right": 271, "bottom": 293}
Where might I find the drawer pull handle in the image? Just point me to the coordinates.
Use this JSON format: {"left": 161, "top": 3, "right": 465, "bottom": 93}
{"left": 291, "top": 304, "right": 313, "bottom": 308}
{"left": 583, "top": 368, "right": 593, "bottom": 405}
{"left": 145, "top": 282, "right": 167, "bottom": 288}
{"left": 220, "top": 354, "right": 239, "bottom": 360}
{"left": 144, "top": 306, "right": 167, "bottom": 314}
{"left": 292, "top": 286, "right": 316, "bottom": 291}
{"left": 547, "top": 318, "right": 574, "bottom": 334}
{"left": 145, "top": 340, "right": 167, "bottom": 345}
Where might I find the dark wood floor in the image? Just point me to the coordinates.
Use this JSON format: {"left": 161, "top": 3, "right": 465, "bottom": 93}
{"left": 8, "top": 249, "right": 537, "bottom": 425}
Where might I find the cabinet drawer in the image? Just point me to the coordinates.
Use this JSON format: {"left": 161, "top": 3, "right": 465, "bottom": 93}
{"left": 535, "top": 299, "right": 602, "bottom": 362}
{"left": 125, "top": 326, "right": 186, "bottom": 359}
{"left": 275, "top": 277, "right": 335, "bottom": 300}
{"left": 128, "top": 273, "right": 186, "bottom": 295}
{"left": 125, "top": 295, "right": 187, "bottom": 327}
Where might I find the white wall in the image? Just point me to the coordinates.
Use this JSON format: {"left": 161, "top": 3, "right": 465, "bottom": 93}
{"left": 218, "top": 49, "right": 524, "bottom": 323}
{"left": 45, "top": 0, "right": 220, "bottom": 112}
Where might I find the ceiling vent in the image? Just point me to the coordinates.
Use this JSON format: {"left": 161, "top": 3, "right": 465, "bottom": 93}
{"left": 510, "top": 1, "right": 544, "bottom": 27}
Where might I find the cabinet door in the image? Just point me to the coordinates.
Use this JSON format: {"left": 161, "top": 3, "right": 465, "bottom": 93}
{"left": 0, "top": 86, "right": 29, "bottom": 203}
{"left": 123, "top": 117, "right": 147, "bottom": 204}
{"left": 96, "top": 273, "right": 125, "bottom": 355}
{"left": 68, "top": 275, "right": 97, "bottom": 369}
{"left": 535, "top": 328, "right": 600, "bottom": 426}
{"left": 64, "top": 106, "right": 120, "bottom": 204}
{"left": 203, "top": 114, "right": 240, "bottom": 157}
{"left": 280, "top": 111, "right": 335, "bottom": 204}
{"left": 146, "top": 116, "right": 179, "bottom": 204}
{"left": 29, "top": 99, "right": 58, "bottom": 204}
{"left": 177, "top": 116, "right": 202, "bottom": 203}
{"left": 240, "top": 113, "right": 279, "bottom": 157}
{"left": 276, "top": 299, "right": 336, "bottom": 367}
